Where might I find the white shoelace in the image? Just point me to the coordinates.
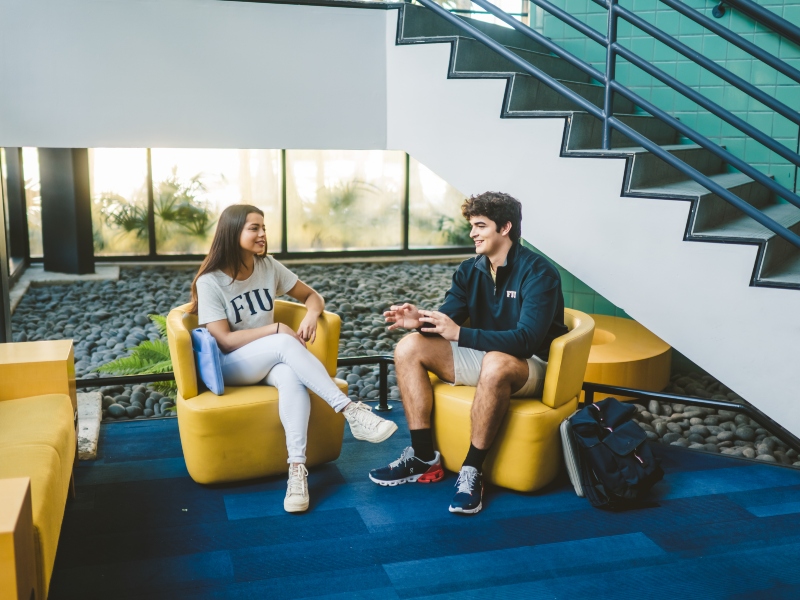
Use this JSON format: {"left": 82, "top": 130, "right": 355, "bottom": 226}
{"left": 348, "top": 402, "right": 381, "bottom": 431}
{"left": 287, "top": 464, "right": 308, "bottom": 496}
{"left": 455, "top": 467, "right": 479, "bottom": 495}
{"left": 389, "top": 446, "right": 415, "bottom": 469}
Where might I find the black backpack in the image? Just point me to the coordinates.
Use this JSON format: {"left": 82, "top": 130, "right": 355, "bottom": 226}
{"left": 560, "top": 397, "right": 663, "bottom": 510}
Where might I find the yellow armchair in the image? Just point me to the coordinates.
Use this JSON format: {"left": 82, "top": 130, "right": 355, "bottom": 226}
{"left": 166, "top": 301, "right": 347, "bottom": 485}
{"left": 431, "top": 309, "right": 595, "bottom": 492}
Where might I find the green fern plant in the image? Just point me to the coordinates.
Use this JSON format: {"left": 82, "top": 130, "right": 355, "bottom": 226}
{"left": 94, "top": 315, "right": 177, "bottom": 400}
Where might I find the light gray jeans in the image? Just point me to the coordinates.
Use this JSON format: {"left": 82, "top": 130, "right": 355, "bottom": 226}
{"left": 221, "top": 333, "right": 350, "bottom": 464}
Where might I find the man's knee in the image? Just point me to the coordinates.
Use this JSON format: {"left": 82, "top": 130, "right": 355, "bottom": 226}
{"left": 394, "top": 333, "right": 427, "bottom": 366}
{"left": 478, "top": 352, "right": 523, "bottom": 387}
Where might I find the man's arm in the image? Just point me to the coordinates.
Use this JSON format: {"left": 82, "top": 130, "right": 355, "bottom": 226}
{"left": 435, "top": 267, "right": 471, "bottom": 326}
{"left": 458, "top": 274, "right": 560, "bottom": 358}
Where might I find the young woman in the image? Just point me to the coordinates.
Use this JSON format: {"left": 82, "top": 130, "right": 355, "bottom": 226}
{"left": 189, "top": 204, "right": 397, "bottom": 513}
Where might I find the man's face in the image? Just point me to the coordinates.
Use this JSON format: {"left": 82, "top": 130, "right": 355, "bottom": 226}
{"left": 469, "top": 215, "right": 510, "bottom": 256}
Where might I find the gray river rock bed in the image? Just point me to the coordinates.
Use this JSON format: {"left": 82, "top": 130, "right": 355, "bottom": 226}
{"left": 632, "top": 398, "right": 799, "bottom": 467}
{"left": 10, "top": 263, "right": 798, "bottom": 466}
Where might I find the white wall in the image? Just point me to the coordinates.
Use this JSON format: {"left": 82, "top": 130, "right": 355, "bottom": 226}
{"left": 0, "top": 0, "right": 388, "bottom": 149}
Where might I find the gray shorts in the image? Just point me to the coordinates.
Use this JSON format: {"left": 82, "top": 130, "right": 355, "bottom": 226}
{"left": 447, "top": 342, "right": 547, "bottom": 398}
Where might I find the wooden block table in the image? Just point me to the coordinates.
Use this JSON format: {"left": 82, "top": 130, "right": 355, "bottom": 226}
{"left": 0, "top": 340, "right": 76, "bottom": 413}
{"left": 0, "top": 478, "right": 36, "bottom": 600}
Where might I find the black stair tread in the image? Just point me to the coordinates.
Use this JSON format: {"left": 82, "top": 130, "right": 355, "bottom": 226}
{"left": 566, "top": 113, "right": 680, "bottom": 151}
{"left": 507, "top": 76, "right": 636, "bottom": 115}
{"left": 630, "top": 172, "right": 754, "bottom": 197}
{"left": 399, "top": 5, "right": 549, "bottom": 53}
{"left": 589, "top": 143, "right": 703, "bottom": 156}
{"left": 694, "top": 204, "right": 800, "bottom": 240}
{"left": 452, "top": 38, "right": 591, "bottom": 83}
{"left": 760, "top": 254, "right": 800, "bottom": 285}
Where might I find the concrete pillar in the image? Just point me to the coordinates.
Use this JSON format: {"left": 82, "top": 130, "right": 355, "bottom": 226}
{"left": 3, "top": 148, "right": 30, "bottom": 263}
{"left": 38, "top": 148, "right": 95, "bottom": 275}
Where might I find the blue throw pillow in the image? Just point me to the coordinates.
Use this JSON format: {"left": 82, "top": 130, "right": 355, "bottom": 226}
{"left": 190, "top": 327, "right": 225, "bottom": 395}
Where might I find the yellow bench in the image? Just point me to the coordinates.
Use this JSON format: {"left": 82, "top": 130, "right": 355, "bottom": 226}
{"left": 0, "top": 341, "right": 77, "bottom": 600}
{"left": 167, "top": 301, "right": 347, "bottom": 485}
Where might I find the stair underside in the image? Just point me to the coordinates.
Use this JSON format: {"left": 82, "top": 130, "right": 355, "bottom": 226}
{"left": 396, "top": 5, "right": 800, "bottom": 289}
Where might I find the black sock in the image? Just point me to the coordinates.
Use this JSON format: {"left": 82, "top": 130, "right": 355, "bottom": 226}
{"left": 462, "top": 443, "right": 489, "bottom": 472}
{"left": 410, "top": 428, "right": 435, "bottom": 462}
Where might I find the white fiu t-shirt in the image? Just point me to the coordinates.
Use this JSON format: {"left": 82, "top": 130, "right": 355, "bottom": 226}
{"left": 196, "top": 256, "right": 299, "bottom": 331}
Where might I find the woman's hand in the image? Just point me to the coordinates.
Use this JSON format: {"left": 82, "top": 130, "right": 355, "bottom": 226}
{"left": 274, "top": 322, "right": 307, "bottom": 347}
{"left": 296, "top": 313, "right": 318, "bottom": 344}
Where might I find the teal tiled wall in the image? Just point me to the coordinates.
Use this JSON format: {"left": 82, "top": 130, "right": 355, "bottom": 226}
{"left": 521, "top": 239, "right": 631, "bottom": 318}
{"left": 538, "top": 0, "right": 800, "bottom": 193}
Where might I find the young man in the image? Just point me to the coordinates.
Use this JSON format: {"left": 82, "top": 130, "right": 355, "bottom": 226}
{"left": 369, "top": 192, "right": 567, "bottom": 515}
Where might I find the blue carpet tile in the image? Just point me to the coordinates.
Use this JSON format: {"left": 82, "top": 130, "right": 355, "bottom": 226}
{"left": 49, "top": 410, "right": 800, "bottom": 600}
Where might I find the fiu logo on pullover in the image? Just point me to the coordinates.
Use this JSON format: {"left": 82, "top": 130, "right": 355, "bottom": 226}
{"left": 230, "top": 289, "right": 274, "bottom": 323}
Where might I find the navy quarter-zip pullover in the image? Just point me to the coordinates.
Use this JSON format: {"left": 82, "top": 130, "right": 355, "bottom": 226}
{"left": 437, "top": 242, "right": 568, "bottom": 360}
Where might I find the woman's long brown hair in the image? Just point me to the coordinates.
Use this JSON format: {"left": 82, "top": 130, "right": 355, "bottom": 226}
{"left": 188, "top": 204, "right": 268, "bottom": 314}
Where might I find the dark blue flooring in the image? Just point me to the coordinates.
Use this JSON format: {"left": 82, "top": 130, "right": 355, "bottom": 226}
{"left": 50, "top": 411, "right": 800, "bottom": 599}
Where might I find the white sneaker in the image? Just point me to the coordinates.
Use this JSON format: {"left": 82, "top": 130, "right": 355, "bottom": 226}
{"left": 284, "top": 463, "right": 309, "bottom": 513}
{"left": 344, "top": 401, "right": 398, "bottom": 443}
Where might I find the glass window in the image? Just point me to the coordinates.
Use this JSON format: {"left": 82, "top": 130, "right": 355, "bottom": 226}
{"left": 285, "top": 150, "right": 404, "bottom": 252}
{"left": 89, "top": 148, "right": 150, "bottom": 256}
{"left": 21, "top": 147, "right": 42, "bottom": 258}
{"left": 408, "top": 157, "right": 470, "bottom": 248}
{"left": 150, "top": 149, "right": 282, "bottom": 255}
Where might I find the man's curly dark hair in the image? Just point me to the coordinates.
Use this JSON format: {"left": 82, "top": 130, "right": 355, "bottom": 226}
{"left": 461, "top": 192, "right": 522, "bottom": 242}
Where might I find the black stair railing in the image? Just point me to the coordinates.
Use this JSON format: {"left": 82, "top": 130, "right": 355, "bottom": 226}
{"left": 710, "top": 0, "right": 800, "bottom": 45}
{"left": 412, "top": 0, "right": 800, "bottom": 250}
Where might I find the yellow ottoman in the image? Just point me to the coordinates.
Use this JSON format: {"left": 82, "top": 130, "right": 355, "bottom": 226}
{"left": 167, "top": 301, "right": 347, "bottom": 485}
{"left": 583, "top": 315, "right": 672, "bottom": 402}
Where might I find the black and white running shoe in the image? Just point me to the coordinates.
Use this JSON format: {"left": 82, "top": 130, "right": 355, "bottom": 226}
{"left": 369, "top": 446, "right": 445, "bottom": 486}
{"left": 449, "top": 466, "right": 483, "bottom": 514}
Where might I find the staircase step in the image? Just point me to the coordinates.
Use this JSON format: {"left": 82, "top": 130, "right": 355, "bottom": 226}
{"left": 565, "top": 113, "right": 679, "bottom": 151}
{"left": 761, "top": 254, "right": 800, "bottom": 286}
{"left": 452, "top": 37, "right": 591, "bottom": 84}
{"left": 507, "top": 74, "right": 636, "bottom": 115}
{"left": 593, "top": 144, "right": 726, "bottom": 190}
{"left": 399, "top": 4, "right": 549, "bottom": 54}
{"left": 757, "top": 218, "right": 800, "bottom": 284}
{"left": 633, "top": 172, "right": 773, "bottom": 231}
{"left": 695, "top": 203, "right": 800, "bottom": 241}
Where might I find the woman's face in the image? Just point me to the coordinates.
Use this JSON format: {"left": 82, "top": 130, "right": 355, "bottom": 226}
{"left": 239, "top": 212, "right": 266, "bottom": 255}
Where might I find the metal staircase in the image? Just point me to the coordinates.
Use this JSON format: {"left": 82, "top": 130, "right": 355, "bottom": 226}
{"left": 396, "top": 1, "right": 800, "bottom": 288}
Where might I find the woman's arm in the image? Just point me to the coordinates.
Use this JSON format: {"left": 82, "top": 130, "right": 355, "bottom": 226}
{"left": 205, "top": 318, "right": 305, "bottom": 353}
{"left": 287, "top": 280, "right": 324, "bottom": 343}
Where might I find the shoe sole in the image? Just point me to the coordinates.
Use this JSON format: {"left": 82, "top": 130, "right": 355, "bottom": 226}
{"left": 368, "top": 472, "right": 426, "bottom": 486}
{"left": 449, "top": 502, "right": 483, "bottom": 515}
{"left": 352, "top": 421, "right": 398, "bottom": 444}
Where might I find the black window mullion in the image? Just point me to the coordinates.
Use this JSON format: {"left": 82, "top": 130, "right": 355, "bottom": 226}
{"left": 146, "top": 148, "right": 157, "bottom": 257}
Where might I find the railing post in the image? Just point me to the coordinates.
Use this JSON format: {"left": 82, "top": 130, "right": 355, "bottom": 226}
{"left": 602, "top": 0, "right": 618, "bottom": 150}
{"left": 375, "top": 359, "right": 392, "bottom": 412}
